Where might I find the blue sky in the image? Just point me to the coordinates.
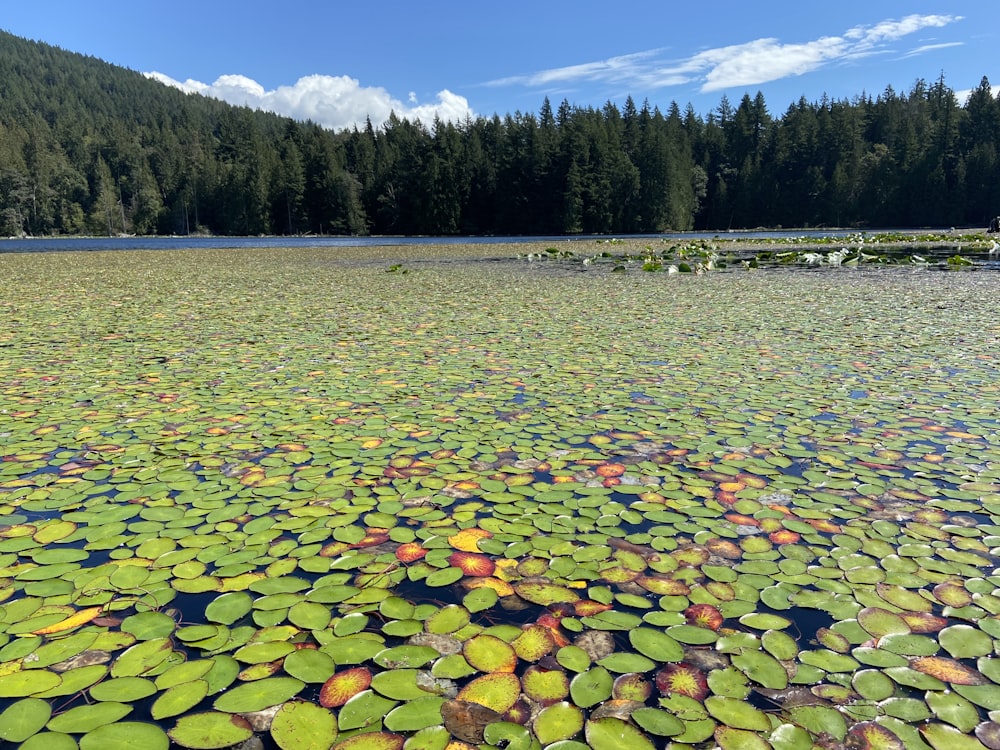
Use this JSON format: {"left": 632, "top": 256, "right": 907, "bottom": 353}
{"left": 3, "top": 2, "right": 997, "bottom": 131}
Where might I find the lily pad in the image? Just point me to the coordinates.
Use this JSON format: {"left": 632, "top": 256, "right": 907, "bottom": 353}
{"left": 168, "top": 712, "right": 254, "bottom": 749}
{"left": 585, "top": 717, "right": 656, "bottom": 750}
{"left": 0, "top": 697, "right": 52, "bottom": 743}
{"left": 212, "top": 676, "right": 304, "bottom": 713}
{"left": 270, "top": 700, "right": 338, "bottom": 750}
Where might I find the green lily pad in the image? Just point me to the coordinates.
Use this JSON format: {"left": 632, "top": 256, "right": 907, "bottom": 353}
{"left": 715, "top": 725, "right": 774, "bottom": 750}
{"left": 337, "top": 689, "right": 398, "bottom": 731}
{"left": 383, "top": 696, "right": 446, "bottom": 732}
{"left": 787, "top": 705, "right": 847, "bottom": 740}
{"left": 270, "top": 700, "right": 338, "bottom": 750}
{"left": 704, "top": 696, "right": 770, "bottom": 731}
{"left": 629, "top": 627, "right": 684, "bottom": 662}
{"left": 569, "top": 666, "right": 613, "bottom": 708}
{"left": 17, "top": 732, "right": 79, "bottom": 750}
{"left": 47, "top": 702, "right": 132, "bottom": 733}
{"left": 585, "top": 717, "right": 656, "bottom": 750}
{"left": 731, "top": 650, "right": 788, "bottom": 689}
{"left": 425, "top": 604, "right": 471, "bottom": 634}
{"left": 283, "top": 648, "right": 336, "bottom": 683}
{"left": 925, "top": 690, "right": 980, "bottom": 733}
{"left": 851, "top": 669, "right": 896, "bottom": 701}
{"left": 204, "top": 592, "right": 252, "bottom": 625}
{"left": 168, "top": 712, "right": 254, "bottom": 749}
{"left": 533, "top": 702, "right": 585, "bottom": 744}
{"left": 121, "top": 611, "right": 177, "bottom": 640}
{"left": 630, "top": 707, "right": 684, "bottom": 737}
{"left": 0, "top": 670, "right": 61, "bottom": 698}
{"left": 0, "top": 697, "right": 52, "bottom": 743}
{"left": 556, "top": 645, "right": 592, "bottom": 672}
{"left": 109, "top": 637, "right": 173, "bottom": 677}
{"left": 857, "top": 607, "right": 912, "bottom": 638}
{"left": 939, "top": 624, "right": 994, "bottom": 658}
{"left": 212, "top": 676, "right": 304, "bottom": 712}
{"left": 150, "top": 680, "right": 210, "bottom": 720}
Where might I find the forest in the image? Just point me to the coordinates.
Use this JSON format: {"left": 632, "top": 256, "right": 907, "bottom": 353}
{"left": 1, "top": 29, "right": 999, "bottom": 237}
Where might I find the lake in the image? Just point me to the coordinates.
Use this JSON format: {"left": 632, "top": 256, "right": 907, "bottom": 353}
{"left": 0, "top": 242, "right": 999, "bottom": 749}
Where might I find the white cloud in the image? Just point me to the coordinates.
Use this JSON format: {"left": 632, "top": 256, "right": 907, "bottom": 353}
{"left": 487, "top": 14, "right": 963, "bottom": 95}
{"left": 144, "top": 71, "right": 474, "bottom": 131}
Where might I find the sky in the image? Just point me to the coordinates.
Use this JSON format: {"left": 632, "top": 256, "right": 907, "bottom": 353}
{"left": 3, "top": 2, "right": 998, "bottom": 132}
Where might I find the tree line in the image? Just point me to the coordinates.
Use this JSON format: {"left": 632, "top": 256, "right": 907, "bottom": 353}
{"left": 1, "top": 30, "right": 999, "bottom": 237}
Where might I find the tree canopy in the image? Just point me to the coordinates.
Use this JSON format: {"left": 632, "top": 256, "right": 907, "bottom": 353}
{"left": 1, "top": 31, "right": 999, "bottom": 236}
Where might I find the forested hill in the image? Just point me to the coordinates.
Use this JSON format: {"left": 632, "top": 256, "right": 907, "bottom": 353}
{"left": 2, "top": 30, "right": 999, "bottom": 237}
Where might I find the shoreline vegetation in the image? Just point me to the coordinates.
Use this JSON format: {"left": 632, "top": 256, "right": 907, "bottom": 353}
{"left": 3, "top": 30, "right": 1000, "bottom": 239}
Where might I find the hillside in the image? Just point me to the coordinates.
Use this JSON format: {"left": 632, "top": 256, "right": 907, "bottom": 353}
{"left": 1, "top": 30, "right": 999, "bottom": 236}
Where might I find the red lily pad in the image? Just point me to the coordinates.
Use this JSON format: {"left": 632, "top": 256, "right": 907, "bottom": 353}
{"left": 448, "top": 551, "right": 496, "bottom": 577}
{"left": 394, "top": 543, "right": 427, "bottom": 563}
{"left": 684, "top": 604, "right": 724, "bottom": 631}
{"left": 655, "top": 663, "right": 710, "bottom": 701}
{"left": 319, "top": 667, "right": 372, "bottom": 708}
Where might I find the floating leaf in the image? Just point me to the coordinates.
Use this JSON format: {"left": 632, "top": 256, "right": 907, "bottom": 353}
{"left": 168, "top": 712, "right": 253, "bottom": 750}
{"left": 283, "top": 648, "right": 336, "bottom": 683}
{"left": 845, "top": 721, "right": 905, "bottom": 750}
{"left": 715, "top": 725, "right": 773, "bottom": 750}
{"left": 857, "top": 607, "right": 911, "bottom": 639}
{"left": 628, "top": 627, "right": 684, "bottom": 662}
{"left": 30, "top": 606, "right": 103, "bottom": 635}
{"left": 320, "top": 667, "right": 372, "bottom": 707}
{"left": 732, "top": 650, "right": 788, "bottom": 689}
{"left": 329, "top": 732, "right": 404, "bottom": 750}
{"left": 151, "top": 681, "right": 210, "bottom": 721}
{"left": 0, "top": 670, "right": 61, "bottom": 698}
{"left": 204, "top": 592, "right": 252, "bottom": 625}
{"left": 456, "top": 672, "right": 521, "bottom": 714}
{"left": 925, "top": 690, "right": 980, "bottom": 734}
{"left": 911, "top": 656, "right": 989, "bottom": 685}
{"left": 47, "top": 702, "right": 132, "bottom": 733}
{"left": 514, "top": 581, "right": 580, "bottom": 606}
{"left": 655, "top": 663, "right": 709, "bottom": 701}
{"left": 212, "top": 676, "right": 304, "bottom": 713}
{"left": 585, "top": 717, "right": 656, "bottom": 750}
{"left": 705, "top": 695, "right": 770, "bottom": 731}
{"left": 383, "top": 696, "right": 446, "bottom": 732}
{"left": 921, "top": 721, "right": 993, "bottom": 750}
{"left": 448, "top": 528, "right": 492, "bottom": 552}
{"left": 939, "top": 624, "right": 994, "bottom": 659}
{"left": 512, "top": 624, "right": 556, "bottom": 661}
{"left": 270, "top": 700, "right": 338, "bottom": 750}
{"left": 90, "top": 677, "right": 158, "bottom": 702}
{"left": 569, "top": 667, "right": 613, "bottom": 708}
{"left": 464, "top": 634, "right": 517, "bottom": 673}
{"left": 448, "top": 551, "right": 496, "bottom": 577}
{"left": 337, "top": 689, "right": 398, "bottom": 731}
{"left": 0, "top": 697, "right": 51, "bottom": 743}
{"left": 684, "top": 603, "right": 724, "bottom": 630}
{"left": 441, "top": 699, "right": 503, "bottom": 744}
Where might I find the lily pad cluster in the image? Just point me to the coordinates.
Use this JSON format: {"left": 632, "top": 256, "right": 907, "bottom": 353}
{"left": 1, "top": 246, "right": 1000, "bottom": 749}
{"left": 520, "top": 231, "right": 1000, "bottom": 272}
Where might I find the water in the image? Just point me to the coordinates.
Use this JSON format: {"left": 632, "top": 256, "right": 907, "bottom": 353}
{"left": 0, "top": 229, "right": 900, "bottom": 254}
